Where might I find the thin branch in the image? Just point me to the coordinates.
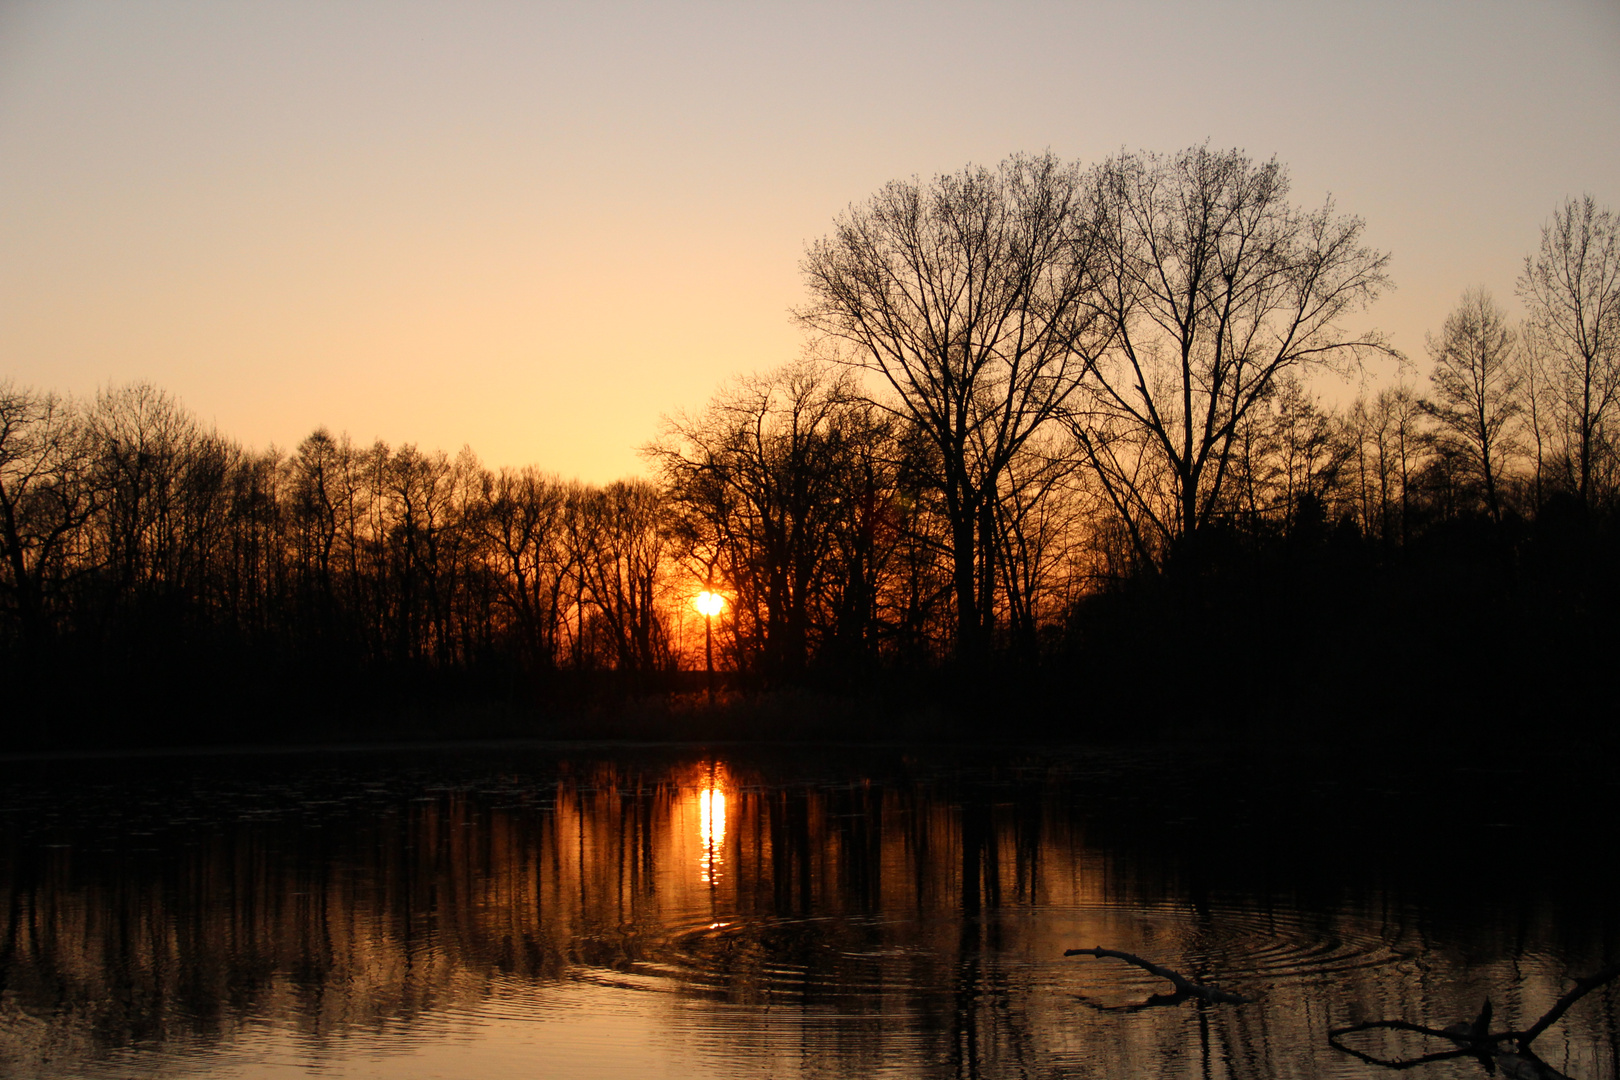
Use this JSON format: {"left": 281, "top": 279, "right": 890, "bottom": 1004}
{"left": 1063, "top": 947, "right": 1253, "bottom": 1004}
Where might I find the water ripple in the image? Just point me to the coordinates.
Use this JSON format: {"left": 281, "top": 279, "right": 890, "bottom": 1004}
{"left": 541, "top": 900, "right": 1412, "bottom": 1014}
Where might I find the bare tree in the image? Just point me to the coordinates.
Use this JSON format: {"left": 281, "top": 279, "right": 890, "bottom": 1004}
{"left": 1073, "top": 145, "right": 1392, "bottom": 572}
{"left": 990, "top": 438, "right": 1084, "bottom": 659}
{"left": 380, "top": 444, "right": 458, "bottom": 663}
{"left": 1268, "top": 377, "right": 1346, "bottom": 539}
{"left": 798, "top": 153, "right": 1103, "bottom": 662}
{"left": 1421, "top": 287, "right": 1521, "bottom": 522}
{"left": 88, "top": 383, "right": 234, "bottom": 617}
{"left": 221, "top": 445, "right": 286, "bottom": 636}
{"left": 572, "top": 480, "right": 672, "bottom": 674}
{"left": 819, "top": 399, "right": 910, "bottom": 671}
{"left": 651, "top": 362, "right": 871, "bottom": 678}
{"left": 1517, "top": 195, "right": 1620, "bottom": 508}
{"left": 1343, "top": 383, "right": 1423, "bottom": 551}
{"left": 1380, "top": 385, "right": 1424, "bottom": 547}
{"left": 286, "top": 429, "right": 345, "bottom": 625}
{"left": 475, "top": 467, "right": 572, "bottom": 671}
{"left": 1518, "top": 320, "right": 1562, "bottom": 510}
{"left": 0, "top": 384, "right": 97, "bottom": 645}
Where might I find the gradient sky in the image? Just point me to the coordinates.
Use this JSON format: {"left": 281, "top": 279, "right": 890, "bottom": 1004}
{"left": 3, "top": 0, "right": 1617, "bottom": 482}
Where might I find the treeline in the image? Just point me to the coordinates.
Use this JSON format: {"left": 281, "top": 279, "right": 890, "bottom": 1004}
{"left": 3, "top": 148, "right": 1617, "bottom": 745}
{"left": 0, "top": 382, "right": 684, "bottom": 732}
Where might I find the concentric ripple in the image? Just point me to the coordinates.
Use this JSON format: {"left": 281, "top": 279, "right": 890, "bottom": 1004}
{"left": 564, "top": 898, "right": 1411, "bottom": 1012}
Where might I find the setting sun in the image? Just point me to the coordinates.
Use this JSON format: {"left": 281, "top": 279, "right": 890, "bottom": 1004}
{"left": 1, "top": 3, "right": 1617, "bottom": 1076}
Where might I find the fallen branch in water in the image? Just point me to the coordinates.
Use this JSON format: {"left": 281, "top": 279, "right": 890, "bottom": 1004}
{"left": 1062, "top": 947, "right": 1253, "bottom": 1005}
{"left": 1329, "top": 965, "right": 1620, "bottom": 1079}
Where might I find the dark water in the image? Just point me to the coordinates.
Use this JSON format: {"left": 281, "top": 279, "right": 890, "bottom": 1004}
{"left": 1, "top": 741, "right": 1616, "bottom": 1079}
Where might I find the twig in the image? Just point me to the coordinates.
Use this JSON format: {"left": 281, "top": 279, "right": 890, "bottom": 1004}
{"left": 1063, "top": 947, "right": 1253, "bottom": 1004}
{"left": 1515, "top": 965, "right": 1620, "bottom": 1046}
{"left": 1328, "top": 966, "right": 1620, "bottom": 1078}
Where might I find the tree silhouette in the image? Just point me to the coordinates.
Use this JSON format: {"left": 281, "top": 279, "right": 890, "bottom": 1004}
{"left": 0, "top": 384, "right": 98, "bottom": 648}
{"left": 572, "top": 480, "right": 673, "bottom": 675}
{"left": 799, "top": 153, "right": 1104, "bottom": 664}
{"left": 1421, "top": 288, "right": 1522, "bottom": 523}
{"left": 652, "top": 362, "right": 882, "bottom": 678}
{"left": 1072, "top": 145, "right": 1392, "bottom": 574}
{"left": 476, "top": 466, "right": 572, "bottom": 672}
{"left": 1518, "top": 195, "right": 1620, "bottom": 509}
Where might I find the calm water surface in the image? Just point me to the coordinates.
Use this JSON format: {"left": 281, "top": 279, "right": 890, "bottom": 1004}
{"left": 1, "top": 741, "right": 1615, "bottom": 1079}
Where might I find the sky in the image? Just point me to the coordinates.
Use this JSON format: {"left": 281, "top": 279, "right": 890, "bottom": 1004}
{"left": 3, "top": 0, "right": 1618, "bottom": 482}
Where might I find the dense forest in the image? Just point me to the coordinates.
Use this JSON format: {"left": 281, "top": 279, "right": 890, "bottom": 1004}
{"left": 3, "top": 147, "right": 1617, "bottom": 748}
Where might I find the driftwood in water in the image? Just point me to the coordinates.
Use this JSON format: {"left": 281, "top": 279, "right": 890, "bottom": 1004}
{"left": 1329, "top": 965, "right": 1620, "bottom": 1079}
{"left": 1062, "top": 947, "right": 1253, "bottom": 1006}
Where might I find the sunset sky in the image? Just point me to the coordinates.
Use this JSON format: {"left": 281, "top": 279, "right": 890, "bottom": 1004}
{"left": 3, "top": 0, "right": 1617, "bottom": 482}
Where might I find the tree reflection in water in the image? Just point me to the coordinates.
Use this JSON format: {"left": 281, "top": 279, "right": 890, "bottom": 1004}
{"left": 0, "top": 745, "right": 1616, "bottom": 1079}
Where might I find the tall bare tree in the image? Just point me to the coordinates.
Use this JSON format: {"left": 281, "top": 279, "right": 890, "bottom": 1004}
{"left": 1344, "top": 383, "right": 1423, "bottom": 551}
{"left": 1517, "top": 195, "right": 1620, "bottom": 508}
{"left": 286, "top": 429, "right": 345, "bottom": 628}
{"left": 0, "top": 384, "right": 97, "bottom": 645}
{"left": 1421, "top": 288, "right": 1521, "bottom": 522}
{"left": 1072, "top": 145, "right": 1392, "bottom": 572}
{"left": 1263, "top": 377, "right": 1346, "bottom": 539}
{"left": 798, "top": 153, "right": 1103, "bottom": 661}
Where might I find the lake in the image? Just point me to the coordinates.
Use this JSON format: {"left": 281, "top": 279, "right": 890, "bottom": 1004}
{"left": 1, "top": 739, "right": 1615, "bottom": 1079}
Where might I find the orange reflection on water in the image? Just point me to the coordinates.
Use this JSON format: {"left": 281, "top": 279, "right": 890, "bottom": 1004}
{"left": 699, "top": 784, "right": 726, "bottom": 885}
{"left": 686, "top": 760, "right": 730, "bottom": 888}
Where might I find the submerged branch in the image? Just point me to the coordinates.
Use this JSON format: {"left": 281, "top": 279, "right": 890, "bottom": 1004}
{"left": 1516, "top": 965, "right": 1620, "bottom": 1046}
{"left": 1328, "top": 966, "right": 1620, "bottom": 1079}
{"left": 1062, "top": 946, "right": 1253, "bottom": 1005}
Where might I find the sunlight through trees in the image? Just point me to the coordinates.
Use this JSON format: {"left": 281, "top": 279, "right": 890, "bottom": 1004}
{"left": 3, "top": 160, "right": 1618, "bottom": 741}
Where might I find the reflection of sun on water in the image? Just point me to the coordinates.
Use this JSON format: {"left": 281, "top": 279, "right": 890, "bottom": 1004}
{"left": 699, "top": 786, "right": 726, "bottom": 884}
